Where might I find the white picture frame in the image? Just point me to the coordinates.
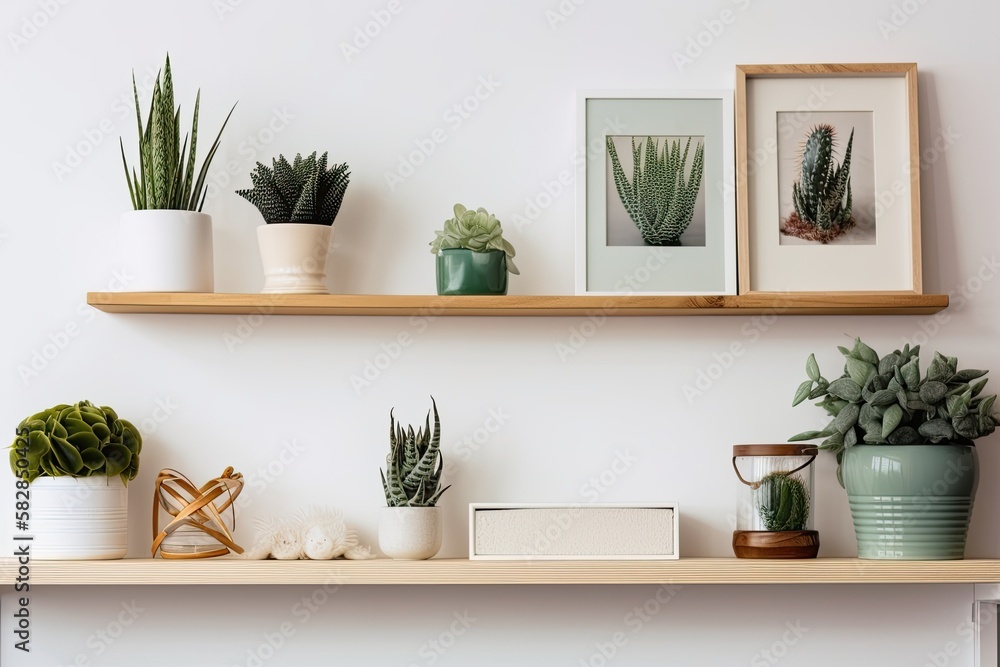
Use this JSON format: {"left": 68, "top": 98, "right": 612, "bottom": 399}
{"left": 575, "top": 90, "right": 737, "bottom": 296}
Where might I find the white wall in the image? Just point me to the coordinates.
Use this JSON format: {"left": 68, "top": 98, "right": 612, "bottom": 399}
{"left": 2, "top": 0, "right": 998, "bottom": 664}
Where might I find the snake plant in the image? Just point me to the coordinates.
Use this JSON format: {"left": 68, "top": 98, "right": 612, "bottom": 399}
{"left": 120, "top": 54, "right": 236, "bottom": 211}
{"left": 430, "top": 204, "right": 519, "bottom": 275}
{"left": 381, "top": 397, "right": 450, "bottom": 507}
{"left": 236, "top": 152, "right": 351, "bottom": 225}
{"left": 607, "top": 136, "right": 704, "bottom": 246}
{"left": 755, "top": 471, "right": 810, "bottom": 531}
{"left": 8, "top": 401, "right": 142, "bottom": 485}
{"left": 781, "top": 125, "right": 855, "bottom": 243}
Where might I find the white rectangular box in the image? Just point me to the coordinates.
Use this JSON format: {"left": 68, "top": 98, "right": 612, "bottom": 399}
{"left": 469, "top": 503, "right": 679, "bottom": 560}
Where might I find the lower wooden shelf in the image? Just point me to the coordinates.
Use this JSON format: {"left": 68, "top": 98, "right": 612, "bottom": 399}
{"left": 4, "top": 557, "right": 998, "bottom": 586}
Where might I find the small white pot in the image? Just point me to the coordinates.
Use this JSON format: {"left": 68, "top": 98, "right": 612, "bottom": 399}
{"left": 30, "top": 477, "right": 128, "bottom": 560}
{"left": 378, "top": 506, "right": 442, "bottom": 560}
{"left": 120, "top": 210, "right": 215, "bottom": 292}
{"left": 257, "top": 224, "right": 332, "bottom": 294}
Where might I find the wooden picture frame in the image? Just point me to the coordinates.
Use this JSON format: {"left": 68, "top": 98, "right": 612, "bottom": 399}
{"left": 576, "top": 91, "right": 736, "bottom": 295}
{"left": 735, "top": 64, "right": 922, "bottom": 295}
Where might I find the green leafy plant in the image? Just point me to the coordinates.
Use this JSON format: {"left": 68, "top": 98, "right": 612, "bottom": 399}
{"left": 755, "top": 471, "right": 810, "bottom": 531}
{"left": 235, "top": 152, "right": 351, "bottom": 225}
{"left": 8, "top": 401, "right": 142, "bottom": 485}
{"left": 790, "top": 338, "right": 999, "bottom": 484}
{"left": 120, "top": 54, "right": 236, "bottom": 211}
{"left": 606, "top": 135, "right": 704, "bottom": 246}
{"left": 780, "top": 125, "right": 855, "bottom": 243}
{"left": 430, "top": 204, "right": 519, "bottom": 275}
{"left": 381, "top": 397, "right": 450, "bottom": 507}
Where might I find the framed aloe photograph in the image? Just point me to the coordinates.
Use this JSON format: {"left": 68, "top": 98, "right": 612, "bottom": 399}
{"left": 735, "top": 63, "right": 923, "bottom": 294}
{"left": 575, "top": 91, "right": 736, "bottom": 295}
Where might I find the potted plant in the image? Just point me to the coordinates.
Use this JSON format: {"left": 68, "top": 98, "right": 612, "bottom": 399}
{"left": 7, "top": 401, "right": 142, "bottom": 560}
{"left": 379, "top": 397, "right": 450, "bottom": 559}
{"left": 430, "top": 204, "right": 519, "bottom": 295}
{"left": 606, "top": 136, "right": 704, "bottom": 246}
{"left": 236, "top": 152, "right": 351, "bottom": 294}
{"left": 119, "top": 53, "right": 235, "bottom": 292}
{"left": 790, "top": 338, "right": 998, "bottom": 559}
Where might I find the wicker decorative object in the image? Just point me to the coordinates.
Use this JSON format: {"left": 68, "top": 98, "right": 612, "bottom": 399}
{"left": 152, "top": 467, "right": 244, "bottom": 559}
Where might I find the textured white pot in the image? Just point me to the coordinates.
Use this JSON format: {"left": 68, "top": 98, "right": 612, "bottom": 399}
{"left": 30, "top": 477, "right": 128, "bottom": 560}
{"left": 120, "top": 210, "right": 214, "bottom": 292}
{"left": 378, "top": 506, "right": 442, "bottom": 560}
{"left": 257, "top": 224, "right": 332, "bottom": 294}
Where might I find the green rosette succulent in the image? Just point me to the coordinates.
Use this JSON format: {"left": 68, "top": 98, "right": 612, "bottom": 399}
{"left": 381, "top": 397, "right": 450, "bottom": 507}
{"left": 430, "top": 204, "right": 519, "bottom": 275}
{"left": 8, "top": 401, "right": 142, "bottom": 485}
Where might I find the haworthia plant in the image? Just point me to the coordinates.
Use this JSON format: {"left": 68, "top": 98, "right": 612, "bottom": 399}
{"left": 606, "top": 135, "right": 704, "bottom": 246}
{"left": 7, "top": 401, "right": 142, "bottom": 485}
{"left": 381, "top": 397, "right": 450, "bottom": 507}
{"left": 120, "top": 54, "right": 236, "bottom": 211}
{"left": 755, "top": 471, "right": 810, "bottom": 531}
{"left": 236, "top": 152, "right": 351, "bottom": 225}
{"left": 781, "top": 125, "right": 855, "bottom": 243}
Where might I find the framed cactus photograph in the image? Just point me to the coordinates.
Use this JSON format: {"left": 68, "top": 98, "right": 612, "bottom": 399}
{"left": 576, "top": 91, "right": 736, "bottom": 295}
{"left": 735, "top": 63, "right": 922, "bottom": 294}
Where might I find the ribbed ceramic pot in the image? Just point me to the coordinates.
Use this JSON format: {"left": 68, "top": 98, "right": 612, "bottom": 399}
{"left": 842, "top": 444, "right": 978, "bottom": 560}
{"left": 378, "top": 506, "right": 442, "bottom": 560}
{"left": 30, "top": 477, "right": 128, "bottom": 560}
{"left": 435, "top": 249, "right": 508, "bottom": 295}
{"left": 257, "top": 223, "right": 332, "bottom": 294}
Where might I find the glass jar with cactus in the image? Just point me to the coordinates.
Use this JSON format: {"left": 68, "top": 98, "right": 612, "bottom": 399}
{"left": 236, "top": 151, "right": 351, "bottom": 294}
{"left": 430, "top": 204, "right": 518, "bottom": 295}
{"left": 378, "top": 397, "right": 450, "bottom": 559}
{"left": 119, "top": 53, "right": 235, "bottom": 292}
{"left": 790, "top": 337, "right": 998, "bottom": 559}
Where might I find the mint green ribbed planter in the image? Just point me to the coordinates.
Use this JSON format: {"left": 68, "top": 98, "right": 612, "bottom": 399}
{"left": 842, "top": 444, "right": 978, "bottom": 560}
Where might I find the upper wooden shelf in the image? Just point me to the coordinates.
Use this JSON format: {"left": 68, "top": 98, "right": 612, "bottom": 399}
{"left": 86, "top": 292, "right": 948, "bottom": 316}
{"left": 4, "top": 558, "right": 996, "bottom": 586}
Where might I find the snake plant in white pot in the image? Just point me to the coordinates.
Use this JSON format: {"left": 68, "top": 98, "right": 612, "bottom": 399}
{"left": 379, "top": 397, "right": 450, "bottom": 559}
{"left": 119, "top": 54, "right": 235, "bottom": 292}
{"left": 236, "top": 152, "right": 351, "bottom": 294}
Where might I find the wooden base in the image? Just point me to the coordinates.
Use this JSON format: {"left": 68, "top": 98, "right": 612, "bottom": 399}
{"left": 733, "top": 530, "right": 820, "bottom": 559}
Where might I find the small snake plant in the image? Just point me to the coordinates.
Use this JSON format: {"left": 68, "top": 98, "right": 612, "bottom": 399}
{"left": 381, "top": 397, "right": 450, "bottom": 507}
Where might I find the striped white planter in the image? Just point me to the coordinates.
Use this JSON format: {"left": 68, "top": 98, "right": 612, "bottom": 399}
{"left": 31, "top": 477, "right": 128, "bottom": 560}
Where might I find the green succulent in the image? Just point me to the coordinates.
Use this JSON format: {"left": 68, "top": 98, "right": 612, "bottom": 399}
{"left": 381, "top": 397, "right": 450, "bottom": 507}
{"left": 790, "top": 338, "right": 999, "bottom": 485}
{"left": 430, "top": 204, "right": 519, "bottom": 275}
{"left": 781, "top": 125, "right": 855, "bottom": 243}
{"left": 8, "top": 401, "right": 142, "bottom": 485}
{"left": 236, "top": 152, "right": 350, "bottom": 225}
{"left": 606, "top": 135, "right": 704, "bottom": 246}
{"left": 121, "top": 53, "right": 236, "bottom": 211}
{"left": 755, "top": 471, "right": 810, "bottom": 531}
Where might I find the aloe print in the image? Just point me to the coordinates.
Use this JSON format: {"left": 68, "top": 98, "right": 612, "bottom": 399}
{"left": 607, "top": 135, "right": 704, "bottom": 246}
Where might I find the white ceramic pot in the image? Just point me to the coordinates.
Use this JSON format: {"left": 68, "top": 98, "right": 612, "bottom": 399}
{"left": 120, "top": 210, "right": 214, "bottom": 292}
{"left": 30, "top": 477, "right": 128, "bottom": 560}
{"left": 378, "top": 506, "right": 442, "bottom": 560}
{"left": 257, "top": 224, "right": 332, "bottom": 294}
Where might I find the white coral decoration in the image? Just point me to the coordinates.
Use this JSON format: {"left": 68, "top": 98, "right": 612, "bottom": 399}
{"left": 245, "top": 508, "right": 375, "bottom": 560}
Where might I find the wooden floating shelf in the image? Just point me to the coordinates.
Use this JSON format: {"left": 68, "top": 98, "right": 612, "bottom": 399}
{"left": 4, "top": 558, "right": 997, "bottom": 586}
{"left": 86, "top": 292, "right": 949, "bottom": 317}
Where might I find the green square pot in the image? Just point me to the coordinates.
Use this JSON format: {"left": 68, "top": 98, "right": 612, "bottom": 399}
{"left": 435, "top": 249, "right": 509, "bottom": 295}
